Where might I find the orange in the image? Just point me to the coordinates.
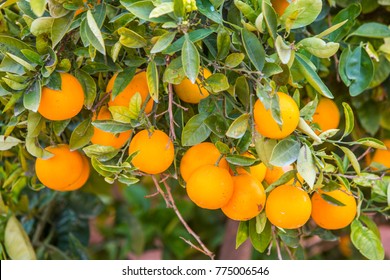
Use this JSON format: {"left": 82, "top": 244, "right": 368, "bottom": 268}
{"left": 91, "top": 107, "right": 131, "bottom": 149}
{"left": 254, "top": 92, "right": 299, "bottom": 139}
{"left": 236, "top": 152, "right": 267, "bottom": 182}
{"left": 180, "top": 142, "right": 229, "bottom": 182}
{"left": 311, "top": 185, "right": 357, "bottom": 230}
{"left": 173, "top": 67, "right": 212, "bottom": 104}
{"left": 339, "top": 234, "right": 353, "bottom": 258}
{"left": 75, "top": 0, "right": 101, "bottom": 16}
{"left": 264, "top": 165, "right": 302, "bottom": 185}
{"left": 186, "top": 165, "right": 234, "bottom": 210}
{"left": 35, "top": 144, "right": 87, "bottom": 191}
{"left": 63, "top": 154, "right": 90, "bottom": 191}
{"left": 128, "top": 129, "right": 174, "bottom": 174}
{"left": 271, "top": 0, "right": 293, "bottom": 16}
{"left": 371, "top": 139, "right": 390, "bottom": 168}
{"left": 222, "top": 174, "right": 266, "bottom": 221}
{"left": 265, "top": 184, "right": 311, "bottom": 229}
{"left": 107, "top": 71, "right": 154, "bottom": 114}
{"left": 38, "top": 72, "right": 84, "bottom": 121}
{"left": 312, "top": 98, "right": 340, "bottom": 134}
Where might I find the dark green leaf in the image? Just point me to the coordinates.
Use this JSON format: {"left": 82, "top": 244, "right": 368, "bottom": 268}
{"left": 270, "top": 138, "right": 300, "bottom": 167}
{"left": 146, "top": 61, "right": 159, "bottom": 102}
{"left": 204, "top": 114, "right": 228, "bottom": 138}
{"left": 92, "top": 120, "right": 133, "bottom": 133}
{"left": 111, "top": 67, "right": 137, "bottom": 100}
{"left": 236, "top": 221, "right": 249, "bottom": 249}
{"left": 70, "top": 119, "right": 94, "bottom": 150}
{"left": 182, "top": 34, "right": 200, "bottom": 84}
{"left": 164, "top": 29, "right": 214, "bottom": 54}
{"left": 226, "top": 113, "right": 249, "bottom": 139}
{"left": 182, "top": 114, "right": 211, "bottom": 146}
{"left": 151, "top": 31, "right": 177, "bottom": 54}
{"left": 249, "top": 219, "right": 272, "bottom": 253}
{"left": 241, "top": 29, "right": 265, "bottom": 72}
{"left": 226, "top": 155, "right": 256, "bottom": 166}
{"left": 23, "top": 80, "right": 41, "bottom": 113}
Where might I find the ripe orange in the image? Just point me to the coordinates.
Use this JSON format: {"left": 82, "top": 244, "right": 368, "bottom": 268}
{"left": 371, "top": 139, "right": 390, "bottom": 168}
{"left": 107, "top": 71, "right": 154, "bottom": 114}
{"left": 38, "top": 72, "right": 84, "bottom": 121}
{"left": 312, "top": 98, "right": 340, "bottom": 133}
{"left": 311, "top": 185, "right": 357, "bottom": 230}
{"left": 128, "top": 129, "right": 174, "bottom": 174}
{"left": 186, "top": 165, "right": 234, "bottom": 210}
{"left": 271, "top": 0, "right": 293, "bottom": 16}
{"left": 173, "top": 67, "right": 212, "bottom": 104}
{"left": 254, "top": 92, "right": 299, "bottom": 139}
{"left": 91, "top": 106, "right": 131, "bottom": 149}
{"left": 35, "top": 144, "right": 89, "bottom": 191}
{"left": 236, "top": 152, "right": 267, "bottom": 182}
{"left": 265, "top": 184, "right": 311, "bottom": 229}
{"left": 180, "top": 142, "right": 229, "bottom": 182}
{"left": 264, "top": 165, "right": 302, "bottom": 185}
{"left": 339, "top": 234, "right": 353, "bottom": 258}
{"left": 63, "top": 154, "right": 90, "bottom": 191}
{"left": 221, "top": 174, "right": 266, "bottom": 221}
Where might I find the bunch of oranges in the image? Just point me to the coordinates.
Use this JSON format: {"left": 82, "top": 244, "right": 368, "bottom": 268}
{"left": 34, "top": 67, "right": 359, "bottom": 232}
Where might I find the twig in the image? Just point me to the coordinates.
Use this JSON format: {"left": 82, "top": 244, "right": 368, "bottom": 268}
{"left": 32, "top": 195, "right": 57, "bottom": 246}
{"left": 282, "top": 242, "right": 296, "bottom": 260}
{"left": 144, "top": 191, "right": 160, "bottom": 199}
{"left": 92, "top": 91, "right": 111, "bottom": 112}
{"left": 153, "top": 179, "right": 215, "bottom": 259}
{"left": 151, "top": 175, "right": 171, "bottom": 207}
{"left": 168, "top": 83, "right": 177, "bottom": 141}
{"left": 172, "top": 101, "right": 188, "bottom": 111}
{"left": 272, "top": 226, "right": 283, "bottom": 260}
{"left": 357, "top": 147, "right": 372, "bottom": 162}
{"left": 179, "top": 237, "right": 212, "bottom": 257}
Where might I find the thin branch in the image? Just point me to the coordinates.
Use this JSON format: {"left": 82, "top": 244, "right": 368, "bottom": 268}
{"left": 272, "top": 226, "right": 283, "bottom": 260}
{"left": 154, "top": 179, "right": 215, "bottom": 259}
{"left": 357, "top": 147, "right": 372, "bottom": 162}
{"left": 32, "top": 195, "right": 57, "bottom": 246}
{"left": 168, "top": 83, "right": 177, "bottom": 141}
{"left": 92, "top": 91, "right": 111, "bottom": 112}
{"left": 179, "top": 237, "right": 212, "bottom": 257}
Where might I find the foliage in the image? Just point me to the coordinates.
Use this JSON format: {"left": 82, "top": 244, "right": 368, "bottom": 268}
{"left": 0, "top": 0, "right": 389, "bottom": 260}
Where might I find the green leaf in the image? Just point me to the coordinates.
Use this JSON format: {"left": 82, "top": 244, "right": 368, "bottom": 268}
{"left": 234, "top": 0, "right": 257, "bottom": 22}
{"left": 70, "top": 119, "right": 94, "bottom": 151}
{"left": 182, "top": 114, "right": 211, "bottom": 146}
{"left": 92, "top": 120, "right": 133, "bottom": 133}
{"left": 235, "top": 76, "right": 250, "bottom": 107}
{"left": 85, "top": 11, "right": 106, "bottom": 54}
{"left": 241, "top": 29, "right": 265, "bottom": 71}
{"left": 182, "top": 34, "right": 200, "bottom": 84}
{"left": 25, "top": 137, "right": 53, "bottom": 159}
{"left": 30, "top": 0, "right": 46, "bottom": 17}
{"left": 350, "top": 219, "right": 384, "bottom": 260}
{"left": 6, "top": 52, "right": 35, "bottom": 71}
{"left": 21, "top": 49, "right": 43, "bottom": 66}
{"left": 225, "top": 53, "right": 245, "bottom": 68}
{"left": 355, "top": 138, "right": 386, "bottom": 150}
{"left": 173, "top": 0, "right": 185, "bottom": 18}
{"left": 23, "top": 80, "right": 41, "bottom": 113}
{"left": 320, "top": 193, "right": 346, "bottom": 206}
{"left": 205, "top": 73, "right": 229, "bottom": 93}
{"left": 339, "top": 146, "right": 361, "bottom": 175}
{"left": 262, "top": 1, "right": 277, "bottom": 40}
{"left": 275, "top": 36, "right": 292, "bottom": 65}
{"left": 278, "top": 229, "right": 300, "bottom": 248}
{"left": 249, "top": 219, "right": 272, "bottom": 253}
{"left": 338, "top": 47, "right": 352, "bottom": 87}
{"left": 52, "top": 12, "right": 74, "bottom": 48}
{"left": 164, "top": 29, "right": 214, "bottom": 54}
{"left": 268, "top": 170, "right": 297, "bottom": 191}
{"left": 4, "top": 216, "right": 36, "bottom": 260}
{"left": 83, "top": 145, "right": 119, "bottom": 162}
{"left": 254, "top": 133, "right": 277, "bottom": 168}
{"left": 0, "top": 35, "right": 33, "bottom": 57}
{"left": 216, "top": 29, "right": 230, "bottom": 60}
{"left": 27, "top": 111, "right": 44, "bottom": 138}
{"left": 149, "top": 2, "right": 174, "bottom": 18}
{"left": 146, "top": 61, "right": 159, "bottom": 102}
{"left": 111, "top": 67, "right": 137, "bottom": 100}
{"left": 315, "top": 20, "right": 348, "bottom": 39}
{"left": 359, "top": 215, "right": 381, "bottom": 239}
{"left": 342, "top": 102, "right": 354, "bottom": 138}
{"left": 297, "top": 144, "right": 316, "bottom": 189}
{"left": 163, "top": 57, "right": 185, "bottom": 84}
{"left": 348, "top": 22, "right": 390, "bottom": 39}
{"left": 298, "top": 38, "right": 339, "bottom": 58}
{"left": 236, "top": 221, "right": 249, "bottom": 249}
{"left": 109, "top": 106, "right": 132, "bottom": 123}
{"left": 0, "top": 135, "right": 22, "bottom": 151}
{"left": 328, "top": 4, "right": 361, "bottom": 42}
{"left": 226, "top": 113, "right": 249, "bottom": 139}
{"left": 204, "top": 114, "right": 228, "bottom": 138}
{"left": 226, "top": 155, "right": 257, "bottom": 166}
{"left": 118, "top": 27, "right": 147, "bottom": 48}
{"left": 151, "top": 31, "right": 177, "bottom": 54}
{"left": 75, "top": 69, "right": 97, "bottom": 110}
{"left": 121, "top": 0, "right": 171, "bottom": 23}
{"left": 295, "top": 53, "right": 334, "bottom": 98}
{"left": 270, "top": 138, "right": 300, "bottom": 167}
{"left": 197, "top": 0, "right": 223, "bottom": 24}
{"left": 345, "top": 46, "right": 374, "bottom": 96}
{"left": 281, "top": 0, "right": 322, "bottom": 30}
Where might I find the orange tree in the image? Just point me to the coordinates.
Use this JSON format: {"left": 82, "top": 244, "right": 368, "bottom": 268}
{"left": 0, "top": 0, "right": 389, "bottom": 260}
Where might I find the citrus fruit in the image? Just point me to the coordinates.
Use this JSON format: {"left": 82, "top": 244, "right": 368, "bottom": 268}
{"left": 371, "top": 139, "right": 390, "bottom": 168}
{"left": 236, "top": 152, "right": 267, "bottom": 182}
{"left": 311, "top": 185, "right": 357, "bottom": 230}
{"left": 129, "top": 129, "right": 174, "bottom": 174}
{"left": 35, "top": 144, "right": 87, "bottom": 191}
{"left": 63, "top": 154, "right": 90, "bottom": 191}
{"left": 75, "top": 0, "right": 101, "bottom": 16}
{"left": 173, "top": 67, "right": 212, "bottom": 104}
{"left": 186, "top": 165, "right": 234, "bottom": 210}
{"left": 264, "top": 165, "right": 302, "bottom": 185}
{"left": 312, "top": 98, "right": 340, "bottom": 133}
{"left": 271, "top": 0, "right": 293, "bottom": 16}
{"left": 265, "top": 184, "right": 311, "bottom": 229}
{"left": 180, "top": 142, "right": 229, "bottom": 182}
{"left": 38, "top": 72, "right": 85, "bottom": 121}
{"left": 254, "top": 92, "right": 300, "bottom": 139}
{"left": 222, "top": 174, "right": 266, "bottom": 221}
{"left": 90, "top": 106, "right": 131, "bottom": 149}
{"left": 339, "top": 234, "right": 353, "bottom": 258}
{"left": 107, "top": 71, "right": 154, "bottom": 114}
